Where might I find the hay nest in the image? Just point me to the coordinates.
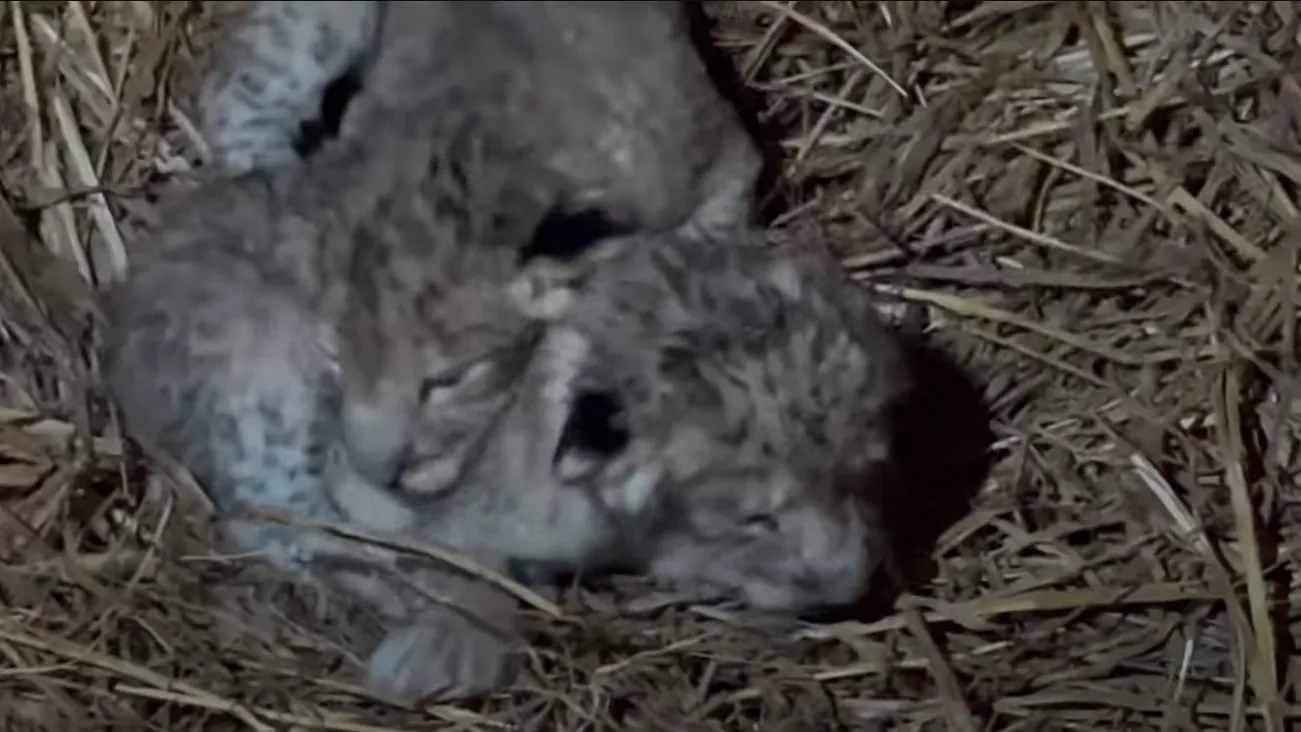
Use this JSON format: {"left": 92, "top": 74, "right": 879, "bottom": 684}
{"left": 1, "top": 1, "right": 1297, "bottom": 729}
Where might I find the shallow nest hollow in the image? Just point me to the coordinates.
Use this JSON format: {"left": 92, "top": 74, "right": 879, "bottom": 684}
{"left": 1, "top": 2, "right": 1299, "bottom": 730}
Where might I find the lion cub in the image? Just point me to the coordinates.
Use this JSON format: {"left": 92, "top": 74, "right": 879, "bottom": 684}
{"left": 106, "top": 102, "right": 613, "bottom": 703}
{"left": 398, "top": 229, "right": 910, "bottom": 619}
{"left": 199, "top": 0, "right": 761, "bottom": 239}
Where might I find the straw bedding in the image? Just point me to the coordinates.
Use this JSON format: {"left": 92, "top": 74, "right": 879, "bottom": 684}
{"left": 0, "top": 2, "right": 1298, "bottom": 729}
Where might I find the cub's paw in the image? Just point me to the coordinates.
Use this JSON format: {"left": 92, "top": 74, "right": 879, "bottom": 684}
{"left": 365, "top": 611, "right": 516, "bottom": 704}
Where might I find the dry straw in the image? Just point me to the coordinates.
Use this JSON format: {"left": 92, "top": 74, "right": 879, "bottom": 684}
{"left": 1, "top": 1, "right": 1298, "bottom": 730}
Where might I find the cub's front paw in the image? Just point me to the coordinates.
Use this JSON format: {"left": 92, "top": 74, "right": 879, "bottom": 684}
{"left": 365, "top": 612, "right": 516, "bottom": 704}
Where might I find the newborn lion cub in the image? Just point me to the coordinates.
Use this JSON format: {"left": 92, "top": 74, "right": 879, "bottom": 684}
{"left": 200, "top": 0, "right": 760, "bottom": 239}
{"left": 105, "top": 103, "right": 611, "bottom": 703}
{"left": 397, "top": 230, "right": 911, "bottom": 619}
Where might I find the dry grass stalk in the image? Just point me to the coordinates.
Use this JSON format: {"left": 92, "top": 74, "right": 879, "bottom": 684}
{"left": 0, "top": 1, "right": 1298, "bottom": 729}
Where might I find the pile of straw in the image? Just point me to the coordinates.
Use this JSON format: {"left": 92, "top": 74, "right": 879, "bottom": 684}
{"left": 0, "top": 2, "right": 1297, "bottom": 729}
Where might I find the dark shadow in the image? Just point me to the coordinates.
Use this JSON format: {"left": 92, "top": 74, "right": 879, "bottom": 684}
{"left": 679, "top": 3, "right": 791, "bottom": 228}
{"left": 886, "top": 332, "right": 996, "bottom": 572}
{"left": 815, "top": 330, "right": 997, "bottom": 623}
{"left": 293, "top": 64, "right": 364, "bottom": 160}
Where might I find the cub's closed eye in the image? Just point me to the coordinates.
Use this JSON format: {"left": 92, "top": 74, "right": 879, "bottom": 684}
{"left": 741, "top": 514, "right": 779, "bottom": 532}
{"left": 418, "top": 372, "right": 463, "bottom": 401}
{"left": 520, "top": 207, "right": 632, "bottom": 264}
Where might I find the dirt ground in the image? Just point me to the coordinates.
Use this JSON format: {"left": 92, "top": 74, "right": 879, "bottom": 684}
{"left": 1, "top": 2, "right": 1299, "bottom": 730}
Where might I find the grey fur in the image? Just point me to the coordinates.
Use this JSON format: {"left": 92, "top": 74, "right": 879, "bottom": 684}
{"left": 199, "top": 0, "right": 760, "bottom": 238}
